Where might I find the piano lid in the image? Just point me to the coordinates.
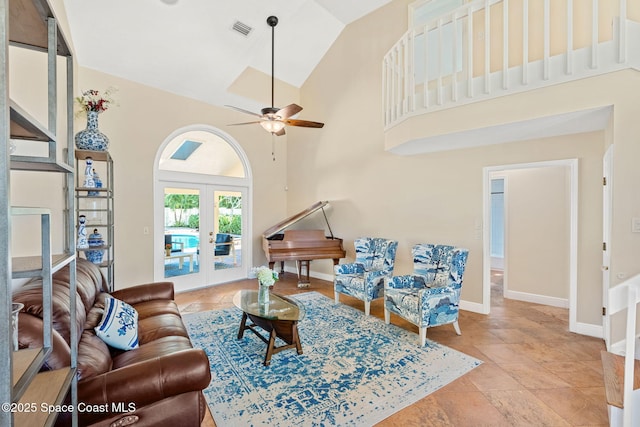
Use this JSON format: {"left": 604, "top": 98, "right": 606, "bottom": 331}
{"left": 262, "top": 201, "right": 331, "bottom": 239}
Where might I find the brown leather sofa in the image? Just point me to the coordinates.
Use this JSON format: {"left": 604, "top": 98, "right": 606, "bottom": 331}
{"left": 14, "top": 258, "right": 211, "bottom": 427}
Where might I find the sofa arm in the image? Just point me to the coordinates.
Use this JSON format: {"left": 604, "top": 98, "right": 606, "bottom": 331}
{"left": 78, "top": 348, "right": 211, "bottom": 410}
{"left": 111, "top": 282, "right": 175, "bottom": 305}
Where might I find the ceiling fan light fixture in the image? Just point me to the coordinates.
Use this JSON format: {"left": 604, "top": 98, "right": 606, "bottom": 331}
{"left": 260, "top": 120, "right": 285, "bottom": 134}
{"left": 225, "top": 15, "right": 324, "bottom": 137}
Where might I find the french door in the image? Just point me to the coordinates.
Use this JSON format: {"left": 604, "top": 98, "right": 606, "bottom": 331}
{"left": 157, "top": 182, "right": 247, "bottom": 291}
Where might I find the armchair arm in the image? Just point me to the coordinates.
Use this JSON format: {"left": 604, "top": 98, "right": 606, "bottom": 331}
{"left": 418, "top": 284, "right": 461, "bottom": 306}
{"left": 334, "top": 263, "right": 365, "bottom": 275}
{"left": 78, "top": 348, "right": 211, "bottom": 412}
{"left": 385, "top": 275, "right": 427, "bottom": 290}
{"left": 111, "top": 282, "right": 175, "bottom": 305}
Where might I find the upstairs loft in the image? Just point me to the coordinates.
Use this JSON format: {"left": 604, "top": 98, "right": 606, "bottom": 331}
{"left": 383, "top": 0, "right": 640, "bottom": 154}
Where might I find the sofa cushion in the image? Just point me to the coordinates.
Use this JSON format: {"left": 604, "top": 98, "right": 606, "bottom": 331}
{"left": 54, "top": 258, "right": 106, "bottom": 313}
{"left": 133, "top": 299, "right": 181, "bottom": 319}
{"left": 137, "top": 313, "right": 190, "bottom": 344}
{"left": 95, "top": 297, "right": 139, "bottom": 350}
{"left": 14, "top": 277, "right": 86, "bottom": 346}
{"left": 84, "top": 292, "right": 109, "bottom": 330}
{"left": 77, "top": 330, "right": 112, "bottom": 380}
{"left": 112, "top": 335, "right": 194, "bottom": 369}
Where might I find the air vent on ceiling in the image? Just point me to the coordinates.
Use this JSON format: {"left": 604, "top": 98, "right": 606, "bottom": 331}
{"left": 232, "top": 20, "right": 253, "bottom": 37}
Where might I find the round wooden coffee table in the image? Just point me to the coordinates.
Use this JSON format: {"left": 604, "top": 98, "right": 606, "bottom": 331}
{"left": 233, "top": 290, "right": 306, "bottom": 366}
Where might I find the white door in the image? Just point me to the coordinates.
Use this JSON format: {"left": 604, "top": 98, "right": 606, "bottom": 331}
{"left": 602, "top": 145, "right": 613, "bottom": 349}
{"left": 159, "top": 182, "right": 247, "bottom": 291}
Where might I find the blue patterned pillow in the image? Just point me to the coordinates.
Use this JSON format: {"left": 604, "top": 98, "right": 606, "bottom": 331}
{"left": 94, "top": 297, "right": 139, "bottom": 350}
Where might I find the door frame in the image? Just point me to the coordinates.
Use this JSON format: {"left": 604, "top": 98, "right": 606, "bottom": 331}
{"left": 153, "top": 125, "right": 253, "bottom": 291}
{"left": 602, "top": 145, "right": 613, "bottom": 349}
{"left": 482, "top": 159, "right": 578, "bottom": 332}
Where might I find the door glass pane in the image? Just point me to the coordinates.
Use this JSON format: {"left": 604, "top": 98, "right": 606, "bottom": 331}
{"left": 164, "top": 188, "right": 200, "bottom": 278}
{"left": 214, "top": 191, "right": 242, "bottom": 271}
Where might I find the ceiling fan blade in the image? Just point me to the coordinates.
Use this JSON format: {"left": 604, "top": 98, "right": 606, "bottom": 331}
{"left": 284, "top": 118, "right": 325, "bottom": 128}
{"left": 276, "top": 103, "right": 303, "bottom": 119}
{"left": 225, "top": 105, "right": 263, "bottom": 118}
{"left": 228, "top": 121, "right": 264, "bottom": 126}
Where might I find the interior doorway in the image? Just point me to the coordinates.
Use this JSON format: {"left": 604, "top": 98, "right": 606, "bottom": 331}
{"left": 154, "top": 126, "right": 252, "bottom": 292}
{"left": 483, "top": 159, "right": 578, "bottom": 332}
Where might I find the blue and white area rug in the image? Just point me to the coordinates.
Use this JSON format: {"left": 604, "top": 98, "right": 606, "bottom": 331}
{"left": 183, "top": 291, "right": 481, "bottom": 427}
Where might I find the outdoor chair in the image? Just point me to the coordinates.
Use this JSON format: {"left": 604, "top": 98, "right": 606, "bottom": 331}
{"left": 214, "top": 233, "right": 236, "bottom": 264}
{"left": 384, "top": 243, "right": 469, "bottom": 346}
{"left": 334, "top": 237, "right": 398, "bottom": 315}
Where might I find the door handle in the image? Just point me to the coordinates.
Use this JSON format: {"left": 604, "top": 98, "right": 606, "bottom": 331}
{"left": 209, "top": 238, "right": 213, "bottom": 243}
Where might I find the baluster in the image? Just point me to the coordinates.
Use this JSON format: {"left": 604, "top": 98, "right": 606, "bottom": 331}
{"left": 522, "top": 0, "right": 529, "bottom": 85}
{"left": 409, "top": 28, "right": 416, "bottom": 112}
{"left": 484, "top": 0, "right": 490, "bottom": 94}
{"left": 424, "top": 24, "right": 430, "bottom": 108}
{"left": 403, "top": 34, "right": 409, "bottom": 115}
{"left": 543, "top": 0, "right": 550, "bottom": 80}
{"left": 567, "top": 0, "right": 574, "bottom": 75}
{"left": 591, "top": 0, "right": 598, "bottom": 68}
{"left": 619, "top": 0, "right": 627, "bottom": 63}
{"left": 503, "top": 0, "right": 509, "bottom": 89}
{"left": 437, "top": 18, "right": 443, "bottom": 105}
{"left": 467, "top": 9, "right": 474, "bottom": 98}
{"left": 452, "top": 12, "right": 459, "bottom": 101}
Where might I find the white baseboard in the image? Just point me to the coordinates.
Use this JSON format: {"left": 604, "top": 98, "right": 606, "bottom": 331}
{"left": 574, "top": 321, "right": 603, "bottom": 339}
{"left": 609, "top": 335, "right": 640, "bottom": 355}
{"left": 459, "top": 300, "right": 487, "bottom": 314}
{"left": 283, "top": 266, "right": 334, "bottom": 283}
{"left": 504, "top": 289, "right": 569, "bottom": 308}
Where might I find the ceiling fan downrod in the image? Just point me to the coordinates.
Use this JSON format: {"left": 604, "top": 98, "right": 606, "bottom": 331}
{"left": 267, "top": 16, "right": 278, "bottom": 110}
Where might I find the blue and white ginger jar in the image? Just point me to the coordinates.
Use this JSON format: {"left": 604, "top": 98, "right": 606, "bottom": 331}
{"left": 85, "top": 228, "right": 105, "bottom": 264}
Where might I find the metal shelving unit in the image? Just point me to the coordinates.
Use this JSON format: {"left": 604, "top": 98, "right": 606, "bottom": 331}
{"left": 1, "top": 0, "right": 77, "bottom": 425}
{"left": 75, "top": 149, "right": 114, "bottom": 291}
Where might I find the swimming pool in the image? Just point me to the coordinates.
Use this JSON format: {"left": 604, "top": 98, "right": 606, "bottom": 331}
{"left": 167, "top": 233, "right": 199, "bottom": 250}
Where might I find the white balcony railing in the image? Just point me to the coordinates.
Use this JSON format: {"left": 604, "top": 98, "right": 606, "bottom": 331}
{"left": 383, "top": 0, "right": 639, "bottom": 130}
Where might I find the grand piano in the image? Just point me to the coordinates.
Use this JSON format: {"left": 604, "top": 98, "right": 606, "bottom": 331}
{"left": 262, "top": 201, "right": 346, "bottom": 286}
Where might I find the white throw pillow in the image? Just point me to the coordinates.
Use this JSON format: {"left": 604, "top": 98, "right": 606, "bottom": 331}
{"left": 94, "top": 297, "right": 139, "bottom": 350}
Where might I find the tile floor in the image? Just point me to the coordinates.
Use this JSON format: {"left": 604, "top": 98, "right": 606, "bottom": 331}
{"left": 175, "top": 270, "right": 608, "bottom": 427}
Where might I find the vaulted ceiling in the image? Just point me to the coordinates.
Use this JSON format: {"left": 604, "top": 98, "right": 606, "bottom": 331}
{"left": 62, "top": 0, "right": 391, "bottom": 109}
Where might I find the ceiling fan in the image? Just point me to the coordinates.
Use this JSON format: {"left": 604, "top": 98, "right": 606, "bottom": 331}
{"left": 226, "top": 16, "right": 324, "bottom": 136}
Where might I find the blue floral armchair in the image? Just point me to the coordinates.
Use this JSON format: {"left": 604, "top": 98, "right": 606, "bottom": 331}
{"left": 384, "top": 244, "right": 469, "bottom": 346}
{"left": 334, "top": 237, "right": 398, "bottom": 315}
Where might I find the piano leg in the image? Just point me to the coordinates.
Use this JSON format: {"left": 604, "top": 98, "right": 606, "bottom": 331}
{"left": 296, "top": 260, "right": 311, "bottom": 288}
{"left": 268, "top": 261, "right": 286, "bottom": 275}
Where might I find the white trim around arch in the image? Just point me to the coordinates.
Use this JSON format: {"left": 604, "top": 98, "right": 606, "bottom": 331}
{"left": 152, "top": 124, "right": 253, "bottom": 291}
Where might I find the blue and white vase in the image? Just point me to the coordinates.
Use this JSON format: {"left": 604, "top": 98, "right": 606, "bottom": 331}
{"left": 85, "top": 228, "right": 105, "bottom": 264}
{"left": 75, "top": 111, "right": 109, "bottom": 151}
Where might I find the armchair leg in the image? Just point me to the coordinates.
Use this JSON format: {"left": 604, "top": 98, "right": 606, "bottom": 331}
{"left": 384, "top": 309, "right": 390, "bottom": 324}
{"left": 334, "top": 291, "right": 339, "bottom": 304}
{"left": 453, "top": 321, "right": 461, "bottom": 335}
{"left": 419, "top": 327, "right": 427, "bottom": 347}
{"left": 364, "top": 301, "right": 370, "bottom": 316}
